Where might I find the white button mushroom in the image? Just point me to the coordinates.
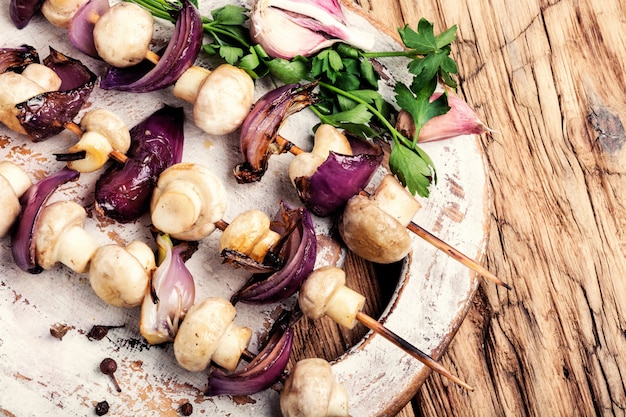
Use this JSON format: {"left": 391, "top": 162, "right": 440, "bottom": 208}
{"left": 34, "top": 200, "right": 98, "bottom": 273}
{"left": 218, "top": 210, "right": 281, "bottom": 262}
{"left": 173, "top": 297, "right": 252, "bottom": 372}
{"left": 89, "top": 240, "right": 156, "bottom": 308}
{"left": 93, "top": 2, "right": 154, "bottom": 68}
{"left": 150, "top": 162, "right": 228, "bottom": 241}
{"left": 280, "top": 358, "right": 349, "bottom": 417}
{"left": 21, "top": 64, "right": 63, "bottom": 92}
{"left": 288, "top": 124, "right": 352, "bottom": 185}
{"left": 0, "top": 161, "right": 32, "bottom": 237}
{"left": 65, "top": 109, "right": 131, "bottom": 172}
{"left": 298, "top": 266, "right": 365, "bottom": 329}
{"left": 41, "top": 0, "right": 89, "bottom": 28}
{"left": 338, "top": 174, "right": 421, "bottom": 264}
{"left": 173, "top": 64, "right": 255, "bottom": 136}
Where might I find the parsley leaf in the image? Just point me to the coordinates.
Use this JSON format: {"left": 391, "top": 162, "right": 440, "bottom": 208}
{"left": 389, "top": 144, "right": 435, "bottom": 196}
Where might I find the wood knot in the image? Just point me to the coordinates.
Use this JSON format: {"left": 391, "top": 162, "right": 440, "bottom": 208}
{"left": 588, "top": 105, "right": 625, "bottom": 153}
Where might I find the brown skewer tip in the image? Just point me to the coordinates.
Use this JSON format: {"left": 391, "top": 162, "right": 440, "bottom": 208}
{"left": 406, "top": 222, "right": 511, "bottom": 290}
{"left": 356, "top": 311, "right": 474, "bottom": 391}
{"left": 64, "top": 121, "right": 84, "bottom": 137}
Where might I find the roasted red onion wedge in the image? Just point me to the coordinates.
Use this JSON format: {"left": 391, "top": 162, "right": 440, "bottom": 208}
{"left": 99, "top": 0, "right": 202, "bottom": 93}
{"left": 234, "top": 82, "right": 318, "bottom": 183}
{"left": 11, "top": 167, "right": 80, "bottom": 274}
{"left": 205, "top": 308, "right": 300, "bottom": 396}
{"left": 0, "top": 45, "right": 39, "bottom": 73}
{"left": 15, "top": 48, "right": 97, "bottom": 142}
{"left": 9, "top": 0, "right": 43, "bottom": 29}
{"left": 68, "top": 0, "right": 110, "bottom": 58}
{"left": 230, "top": 201, "right": 316, "bottom": 305}
{"left": 293, "top": 136, "right": 383, "bottom": 217}
{"left": 94, "top": 105, "right": 185, "bottom": 223}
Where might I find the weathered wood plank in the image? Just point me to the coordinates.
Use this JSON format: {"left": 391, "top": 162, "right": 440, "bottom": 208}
{"left": 354, "top": 0, "right": 626, "bottom": 415}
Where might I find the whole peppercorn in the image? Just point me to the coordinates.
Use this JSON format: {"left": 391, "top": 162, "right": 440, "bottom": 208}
{"left": 179, "top": 401, "right": 193, "bottom": 416}
{"left": 95, "top": 400, "right": 109, "bottom": 415}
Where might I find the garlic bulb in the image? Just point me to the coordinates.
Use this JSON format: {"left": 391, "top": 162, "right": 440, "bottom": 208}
{"left": 250, "top": 0, "right": 375, "bottom": 59}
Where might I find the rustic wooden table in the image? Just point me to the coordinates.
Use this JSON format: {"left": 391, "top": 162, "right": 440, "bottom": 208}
{"left": 322, "top": 0, "right": 625, "bottom": 415}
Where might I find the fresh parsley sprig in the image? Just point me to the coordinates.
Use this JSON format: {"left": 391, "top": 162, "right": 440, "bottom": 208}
{"left": 127, "top": 0, "right": 459, "bottom": 196}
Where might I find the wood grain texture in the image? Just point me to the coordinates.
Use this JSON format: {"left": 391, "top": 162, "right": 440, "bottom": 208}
{"left": 351, "top": 0, "right": 626, "bottom": 415}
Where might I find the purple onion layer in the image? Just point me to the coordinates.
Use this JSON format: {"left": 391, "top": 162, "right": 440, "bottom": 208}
{"left": 11, "top": 167, "right": 80, "bottom": 274}
{"left": 234, "top": 82, "right": 318, "bottom": 183}
{"left": 0, "top": 45, "right": 39, "bottom": 74}
{"left": 205, "top": 308, "right": 299, "bottom": 396}
{"left": 68, "top": 0, "right": 111, "bottom": 58}
{"left": 231, "top": 201, "right": 316, "bottom": 305}
{"left": 95, "top": 105, "right": 185, "bottom": 223}
{"left": 294, "top": 136, "right": 383, "bottom": 217}
{"left": 16, "top": 48, "right": 97, "bottom": 142}
{"left": 9, "top": 0, "right": 43, "bottom": 29}
{"left": 99, "top": 0, "right": 202, "bottom": 93}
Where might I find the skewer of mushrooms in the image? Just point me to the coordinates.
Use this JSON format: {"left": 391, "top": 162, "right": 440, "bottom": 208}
{"left": 266, "top": 127, "right": 509, "bottom": 288}
{"left": 299, "top": 265, "right": 473, "bottom": 391}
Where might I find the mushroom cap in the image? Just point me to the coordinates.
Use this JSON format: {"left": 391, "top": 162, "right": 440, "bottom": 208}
{"left": 80, "top": 109, "right": 131, "bottom": 153}
{"left": 193, "top": 64, "right": 254, "bottom": 136}
{"left": 219, "top": 209, "right": 271, "bottom": 254}
{"left": 280, "top": 358, "right": 349, "bottom": 417}
{"left": 173, "top": 297, "right": 237, "bottom": 372}
{"left": 93, "top": 2, "right": 154, "bottom": 67}
{"left": 299, "top": 266, "right": 346, "bottom": 320}
{"left": 89, "top": 244, "right": 151, "bottom": 308}
{"left": 35, "top": 201, "right": 87, "bottom": 270}
{"left": 339, "top": 194, "right": 412, "bottom": 264}
{"left": 150, "top": 162, "right": 227, "bottom": 241}
{"left": 0, "top": 72, "right": 46, "bottom": 135}
{"left": 0, "top": 160, "right": 33, "bottom": 197}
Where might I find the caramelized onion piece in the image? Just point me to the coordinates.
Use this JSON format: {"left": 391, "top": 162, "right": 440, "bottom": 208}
{"left": 231, "top": 201, "right": 316, "bottom": 304}
{"left": 234, "top": 82, "right": 318, "bottom": 183}
{"left": 16, "top": 47, "right": 97, "bottom": 142}
{"left": 95, "top": 105, "right": 185, "bottom": 223}
{"left": 0, "top": 45, "right": 39, "bottom": 73}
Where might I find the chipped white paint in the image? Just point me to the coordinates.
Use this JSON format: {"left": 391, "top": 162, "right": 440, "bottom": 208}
{"left": 0, "top": 1, "right": 488, "bottom": 416}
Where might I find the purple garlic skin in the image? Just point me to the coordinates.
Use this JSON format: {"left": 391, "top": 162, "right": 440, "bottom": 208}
{"left": 11, "top": 167, "right": 80, "bottom": 274}
{"left": 99, "top": 0, "right": 203, "bottom": 93}
{"left": 16, "top": 48, "right": 97, "bottom": 142}
{"left": 250, "top": 0, "right": 375, "bottom": 59}
{"left": 294, "top": 136, "right": 383, "bottom": 217}
{"left": 95, "top": 105, "right": 185, "bottom": 223}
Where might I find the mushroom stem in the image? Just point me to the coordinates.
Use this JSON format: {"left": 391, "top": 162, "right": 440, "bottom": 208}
{"left": 276, "top": 133, "right": 508, "bottom": 288}
{"left": 355, "top": 311, "right": 474, "bottom": 391}
{"left": 406, "top": 222, "right": 511, "bottom": 290}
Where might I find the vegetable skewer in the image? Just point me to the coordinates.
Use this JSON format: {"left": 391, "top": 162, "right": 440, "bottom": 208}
{"left": 299, "top": 266, "right": 474, "bottom": 391}
{"left": 274, "top": 134, "right": 510, "bottom": 289}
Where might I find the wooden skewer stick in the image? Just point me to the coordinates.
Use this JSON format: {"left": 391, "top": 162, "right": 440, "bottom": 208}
{"left": 274, "top": 134, "right": 510, "bottom": 289}
{"left": 356, "top": 311, "right": 474, "bottom": 391}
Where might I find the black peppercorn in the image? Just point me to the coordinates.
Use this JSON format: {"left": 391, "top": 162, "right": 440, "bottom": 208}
{"left": 179, "top": 402, "right": 193, "bottom": 416}
{"left": 95, "top": 400, "right": 109, "bottom": 415}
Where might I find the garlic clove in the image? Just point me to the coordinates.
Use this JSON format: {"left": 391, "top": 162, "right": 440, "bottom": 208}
{"left": 66, "top": 131, "right": 114, "bottom": 173}
{"left": 251, "top": 0, "right": 375, "bottom": 60}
